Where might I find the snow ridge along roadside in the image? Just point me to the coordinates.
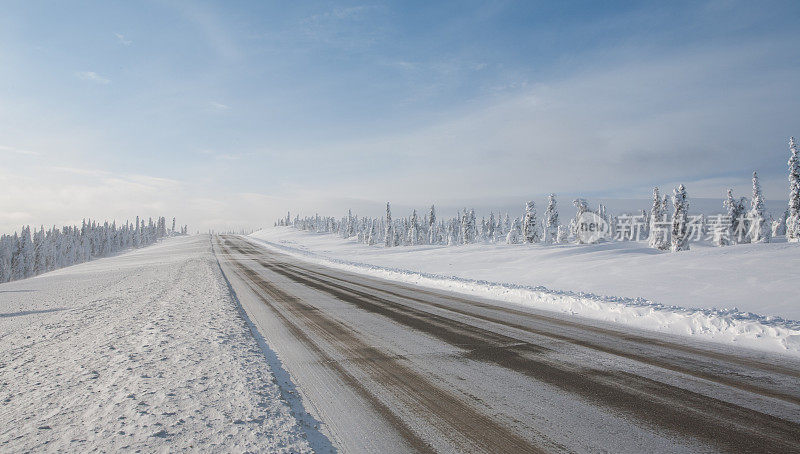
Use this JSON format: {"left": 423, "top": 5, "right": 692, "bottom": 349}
{"left": 245, "top": 235, "right": 800, "bottom": 356}
{"left": 211, "top": 238, "right": 335, "bottom": 453}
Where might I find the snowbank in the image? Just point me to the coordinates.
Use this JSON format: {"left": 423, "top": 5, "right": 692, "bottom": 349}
{"left": 0, "top": 235, "right": 312, "bottom": 452}
{"left": 249, "top": 227, "right": 800, "bottom": 356}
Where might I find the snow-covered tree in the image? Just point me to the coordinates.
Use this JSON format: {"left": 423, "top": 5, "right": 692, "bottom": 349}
{"left": 570, "top": 198, "right": 589, "bottom": 244}
{"left": 723, "top": 189, "right": 749, "bottom": 244}
{"left": 409, "top": 210, "right": 420, "bottom": 245}
{"left": 428, "top": 205, "right": 437, "bottom": 244}
{"left": 772, "top": 209, "right": 789, "bottom": 237}
{"left": 749, "top": 171, "right": 770, "bottom": 243}
{"left": 506, "top": 218, "right": 522, "bottom": 244}
{"left": 522, "top": 201, "right": 539, "bottom": 243}
{"left": 460, "top": 209, "right": 477, "bottom": 244}
{"left": 648, "top": 187, "right": 669, "bottom": 250}
{"left": 0, "top": 216, "right": 177, "bottom": 284}
{"left": 384, "top": 202, "right": 394, "bottom": 247}
{"left": 788, "top": 137, "right": 800, "bottom": 242}
{"left": 543, "top": 194, "right": 559, "bottom": 244}
{"left": 556, "top": 225, "right": 569, "bottom": 244}
{"left": 469, "top": 209, "right": 478, "bottom": 243}
{"left": 367, "top": 220, "right": 376, "bottom": 245}
{"left": 670, "top": 184, "right": 690, "bottom": 252}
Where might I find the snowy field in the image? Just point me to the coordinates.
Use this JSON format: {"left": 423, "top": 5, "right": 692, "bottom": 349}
{"left": 250, "top": 227, "right": 800, "bottom": 355}
{"left": 0, "top": 235, "right": 311, "bottom": 452}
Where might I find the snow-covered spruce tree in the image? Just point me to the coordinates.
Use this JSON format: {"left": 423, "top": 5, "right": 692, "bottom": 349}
{"left": 749, "top": 171, "right": 770, "bottom": 243}
{"left": 367, "top": 220, "right": 376, "bottom": 245}
{"left": 648, "top": 187, "right": 669, "bottom": 250}
{"left": 0, "top": 237, "right": 11, "bottom": 283}
{"left": 556, "top": 225, "right": 569, "bottom": 244}
{"left": 522, "top": 201, "right": 539, "bottom": 243}
{"left": 409, "top": 210, "right": 420, "bottom": 246}
{"left": 494, "top": 213, "right": 507, "bottom": 242}
{"left": 470, "top": 209, "right": 478, "bottom": 243}
{"left": 506, "top": 218, "right": 522, "bottom": 244}
{"left": 772, "top": 209, "right": 789, "bottom": 237}
{"left": 384, "top": 202, "right": 394, "bottom": 247}
{"left": 724, "top": 189, "right": 749, "bottom": 244}
{"left": 638, "top": 209, "right": 648, "bottom": 240}
{"left": 33, "top": 227, "right": 46, "bottom": 275}
{"left": 571, "top": 198, "right": 589, "bottom": 244}
{"left": 788, "top": 137, "right": 800, "bottom": 242}
{"left": 396, "top": 218, "right": 406, "bottom": 246}
{"left": 670, "top": 184, "right": 690, "bottom": 252}
{"left": 428, "top": 205, "right": 437, "bottom": 245}
{"left": 487, "top": 212, "right": 496, "bottom": 242}
{"left": 21, "top": 226, "right": 34, "bottom": 278}
{"left": 460, "top": 209, "right": 477, "bottom": 244}
{"left": 458, "top": 210, "right": 467, "bottom": 244}
{"left": 543, "top": 194, "right": 559, "bottom": 244}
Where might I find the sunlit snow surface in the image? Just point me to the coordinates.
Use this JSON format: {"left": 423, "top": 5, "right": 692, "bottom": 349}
{"left": 251, "top": 227, "right": 800, "bottom": 355}
{"left": 0, "top": 235, "right": 311, "bottom": 452}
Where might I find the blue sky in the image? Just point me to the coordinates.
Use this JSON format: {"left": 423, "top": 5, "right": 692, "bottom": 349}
{"left": 1, "top": 1, "right": 799, "bottom": 231}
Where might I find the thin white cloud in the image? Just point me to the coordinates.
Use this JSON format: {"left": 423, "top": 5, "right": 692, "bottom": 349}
{"left": 256, "top": 37, "right": 799, "bottom": 209}
{"left": 76, "top": 71, "right": 110, "bottom": 84}
{"left": 48, "top": 166, "right": 110, "bottom": 177}
{"left": 209, "top": 101, "right": 230, "bottom": 110}
{"left": 114, "top": 33, "right": 132, "bottom": 46}
{"left": 0, "top": 145, "right": 39, "bottom": 156}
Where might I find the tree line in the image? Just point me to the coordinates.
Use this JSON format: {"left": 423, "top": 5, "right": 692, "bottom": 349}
{"left": 279, "top": 137, "right": 800, "bottom": 252}
{"left": 0, "top": 216, "right": 187, "bottom": 283}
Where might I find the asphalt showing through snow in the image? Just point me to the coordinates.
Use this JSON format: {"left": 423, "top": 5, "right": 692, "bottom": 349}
{"left": 215, "top": 235, "right": 800, "bottom": 453}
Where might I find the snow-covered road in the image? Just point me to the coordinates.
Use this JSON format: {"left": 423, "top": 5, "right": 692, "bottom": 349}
{"left": 0, "top": 235, "right": 313, "bottom": 452}
{"left": 218, "top": 234, "right": 800, "bottom": 453}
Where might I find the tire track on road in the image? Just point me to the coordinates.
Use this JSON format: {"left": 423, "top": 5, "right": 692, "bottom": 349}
{"left": 275, "top": 257, "right": 800, "bottom": 405}
{"left": 219, "top": 237, "right": 546, "bottom": 454}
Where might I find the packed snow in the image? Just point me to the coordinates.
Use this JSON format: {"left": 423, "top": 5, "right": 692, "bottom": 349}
{"left": 0, "top": 235, "right": 312, "bottom": 452}
{"left": 249, "top": 227, "right": 800, "bottom": 355}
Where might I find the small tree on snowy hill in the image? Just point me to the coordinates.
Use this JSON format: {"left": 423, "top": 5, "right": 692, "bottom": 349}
{"left": 670, "top": 185, "right": 690, "bottom": 252}
{"left": 543, "top": 194, "right": 559, "bottom": 244}
{"left": 749, "top": 171, "right": 770, "bottom": 243}
{"left": 788, "top": 137, "right": 800, "bottom": 242}
{"left": 522, "top": 201, "right": 539, "bottom": 243}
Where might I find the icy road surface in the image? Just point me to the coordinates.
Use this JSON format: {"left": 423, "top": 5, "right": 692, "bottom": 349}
{"left": 0, "top": 235, "right": 312, "bottom": 452}
{"left": 217, "top": 234, "right": 800, "bottom": 453}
